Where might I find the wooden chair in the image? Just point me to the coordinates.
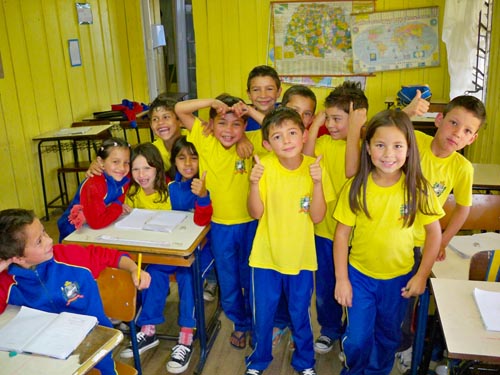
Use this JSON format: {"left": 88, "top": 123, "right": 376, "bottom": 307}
{"left": 440, "top": 193, "right": 500, "bottom": 231}
{"left": 96, "top": 267, "right": 141, "bottom": 375}
{"left": 469, "top": 250, "right": 500, "bottom": 282}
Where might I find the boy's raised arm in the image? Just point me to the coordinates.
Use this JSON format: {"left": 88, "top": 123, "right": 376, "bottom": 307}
{"left": 345, "top": 103, "right": 367, "bottom": 178}
{"left": 175, "top": 98, "right": 228, "bottom": 131}
{"left": 303, "top": 111, "right": 325, "bottom": 156}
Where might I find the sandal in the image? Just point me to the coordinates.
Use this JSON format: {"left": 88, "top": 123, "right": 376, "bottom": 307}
{"left": 272, "top": 327, "right": 289, "bottom": 348}
{"left": 229, "top": 330, "right": 246, "bottom": 350}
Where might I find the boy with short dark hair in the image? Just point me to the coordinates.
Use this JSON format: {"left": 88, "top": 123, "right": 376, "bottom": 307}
{"left": 0, "top": 208, "right": 150, "bottom": 375}
{"left": 303, "top": 81, "right": 368, "bottom": 354}
{"left": 246, "top": 65, "right": 282, "bottom": 131}
{"left": 245, "top": 107, "right": 334, "bottom": 375}
{"left": 175, "top": 94, "right": 267, "bottom": 350}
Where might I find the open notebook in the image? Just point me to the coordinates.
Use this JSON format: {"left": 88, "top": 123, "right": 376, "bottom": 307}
{"left": 0, "top": 306, "right": 97, "bottom": 359}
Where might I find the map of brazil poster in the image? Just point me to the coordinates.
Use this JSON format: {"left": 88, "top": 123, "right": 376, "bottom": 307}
{"left": 272, "top": 1, "right": 374, "bottom": 76}
{"left": 351, "top": 7, "right": 440, "bottom": 73}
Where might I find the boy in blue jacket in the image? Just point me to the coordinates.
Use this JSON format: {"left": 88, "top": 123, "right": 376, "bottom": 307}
{"left": 0, "top": 208, "right": 151, "bottom": 375}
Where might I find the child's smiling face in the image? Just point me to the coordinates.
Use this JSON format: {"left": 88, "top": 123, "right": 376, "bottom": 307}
{"left": 131, "top": 155, "right": 157, "bottom": 194}
{"left": 99, "top": 147, "right": 130, "bottom": 182}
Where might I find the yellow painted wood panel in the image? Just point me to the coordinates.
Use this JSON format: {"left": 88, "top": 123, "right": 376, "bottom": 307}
{"left": 0, "top": 0, "right": 149, "bottom": 216}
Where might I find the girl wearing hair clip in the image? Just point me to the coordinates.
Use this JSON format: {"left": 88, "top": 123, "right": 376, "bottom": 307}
{"left": 57, "top": 137, "right": 131, "bottom": 242}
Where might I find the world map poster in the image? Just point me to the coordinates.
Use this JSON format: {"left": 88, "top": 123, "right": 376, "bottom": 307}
{"left": 272, "top": 1, "right": 374, "bottom": 76}
{"left": 351, "top": 7, "right": 440, "bottom": 73}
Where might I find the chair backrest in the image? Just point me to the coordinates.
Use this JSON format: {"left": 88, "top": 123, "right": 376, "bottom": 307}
{"left": 96, "top": 267, "right": 137, "bottom": 322}
{"left": 440, "top": 194, "right": 500, "bottom": 231}
{"left": 469, "top": 250, "right": 500, "bottom": 282}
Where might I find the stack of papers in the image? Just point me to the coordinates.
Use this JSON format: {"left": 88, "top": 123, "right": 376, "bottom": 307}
{"left": 0, "top": 306, "right": 97, "bottom": 359}
{"left": 115, "top": 209, "right": 187, "bottom": 233}
{"left": 473, "top": 288, "right": 500, "bottom": 331}
{"left": 448, "top": 232, "right": 500, "bottom": 258}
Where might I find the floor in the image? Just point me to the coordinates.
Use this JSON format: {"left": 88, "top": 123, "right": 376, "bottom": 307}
{"left": 43, "top": 212, "right": 403, "bottom": 375}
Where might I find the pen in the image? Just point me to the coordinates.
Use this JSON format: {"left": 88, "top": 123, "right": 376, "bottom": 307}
{"left": 137, "top": 253, "right": 142, "bottom": 281}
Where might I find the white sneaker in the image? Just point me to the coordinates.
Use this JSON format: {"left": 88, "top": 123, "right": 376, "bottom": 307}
{"left": 395, "top": 346, "right": 412, "bottom": 373}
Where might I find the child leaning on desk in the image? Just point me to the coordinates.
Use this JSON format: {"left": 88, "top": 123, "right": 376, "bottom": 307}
{"left": 333, "top": 110, "right": 444, "bottom": 375}
{"left": 0, "top": 208, "right": 151, "bottom": 375}
{"left": 244, "top": 107, "right": 334, "bottom": 375}
{"left": 57, "top": 137, "right": 131, "bottom": 242}
{"left": 120, "top": 141, "right": 212, "bottom": 374}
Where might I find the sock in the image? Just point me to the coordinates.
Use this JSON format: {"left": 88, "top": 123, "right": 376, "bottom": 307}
{"left": 179, "top": 327, "right": 194, "bottom": 346}
{"left": 141, "top": 324, "right": 156, "bottom": 336}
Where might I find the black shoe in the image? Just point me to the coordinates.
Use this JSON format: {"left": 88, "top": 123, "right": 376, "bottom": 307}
{"left": 120, "top": 332, "right": 159, "bottom": 358}
{"left": 166, "top": 344, "right": 193, "bottom": 373}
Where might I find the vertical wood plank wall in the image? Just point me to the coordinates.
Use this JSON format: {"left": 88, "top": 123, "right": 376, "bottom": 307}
{"left": 0, "top": 0, "right": 149, "bottom": 215}
{"left": 0, "top": 0, "right": 499, "bottom": 217}
{"left": 192, "top": 0, "right": 500, "bottom": 161}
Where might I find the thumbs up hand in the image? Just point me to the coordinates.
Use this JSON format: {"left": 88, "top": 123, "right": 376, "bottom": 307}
{"left": 310, "top": 155, "right": 323, "bottom": 184}
{"left": 403, "top": 89, "right": 430, "bottom": 117}
{"left": 250, "top": 154, "right": 265, "bottom": 184}
{"left": 191, "top": 170, "right": 208, "bottom": 197}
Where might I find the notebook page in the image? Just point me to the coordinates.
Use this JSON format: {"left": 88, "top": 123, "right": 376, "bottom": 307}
{"left": 0, "top": 306, "right": 57, "bottom": 353}
{"left": 23, "top": 311, "right": 97, "bottom": 359}
{"left": 473, "top": 288, "right": 500, "bottom": 331}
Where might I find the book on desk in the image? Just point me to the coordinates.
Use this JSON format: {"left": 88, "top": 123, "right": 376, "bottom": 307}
{"left": 0, "top": 306, "right": 97, "bottom": 359}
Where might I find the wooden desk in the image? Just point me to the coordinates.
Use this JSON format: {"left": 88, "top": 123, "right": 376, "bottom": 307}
{"left": 33, "top": 124, "right": 113, "bottom": 220}
{"left": 431, "top": 278, "right": 500, "bottom": 363}
{"left": 0, "top": 305, "right": 123, "bottom": 375}
{"left": 472, "top": 163, "right": 500, "bottom": 192}
{"left": 63, "top": 211, "right": 218, "bottom": 374}
{"left": 413, "top": 244, "right": 498, "bottom": 375}
{"left": 431, "top": 247, "right": 470, "bottom": 280}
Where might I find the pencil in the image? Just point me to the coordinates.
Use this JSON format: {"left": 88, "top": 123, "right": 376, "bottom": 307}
{"left": 137, "top": 253, "right": 142, "bottom": 281}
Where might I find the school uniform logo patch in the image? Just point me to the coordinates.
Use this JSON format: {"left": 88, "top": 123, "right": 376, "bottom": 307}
{"left": 399, "top": 204, "right": 409, "bottom": 221}
{"left": 432, "top": 182, "right": 446, "bottom": 197}
{"left": 61, "top": 281, "right": 84, "bottom": 306}
{"left": 299, "top": 196, "right": 311, "bottom": 213}
{"left": 234, "top": 159, "right": 247, "bottom": 174}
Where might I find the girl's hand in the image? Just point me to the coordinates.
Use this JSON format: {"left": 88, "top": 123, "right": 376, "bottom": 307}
{"left": 249, "top": 155, "right": 264, "bottom": 184}
{"left": 85, "top": 159, "right": 104, "bottom": 178}
{"left": 309, "top": 155, "right": 323, "bottom": 184}
{"left": 132, "top": 269, "right": 151, "bottom": 290}
{"left": 122, "top": 204, "right": 132, "bottom": 214}
{"left": 334, "top": 278, "right": 353, "bottom": 307}
{"left": 191, "top": 171, "right": 208, "bottom": 197}
{"left": 401, "top": 274, "right": 427, "bottom": 298}
{"left": 0, "top": 258, "right": 13, "bottom": 273}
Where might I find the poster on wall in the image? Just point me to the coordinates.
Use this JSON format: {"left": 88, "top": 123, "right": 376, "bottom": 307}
{"left": 271, "top": 1, "right": 374, "bottom": 76}
{"left": 351, "top": 7, "right": 440, "bottom": 73}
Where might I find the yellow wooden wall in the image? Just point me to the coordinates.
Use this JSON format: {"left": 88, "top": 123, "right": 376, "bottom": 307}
{"left": 0, "top": 0, "right": 149, "bottom": 216}
{"left": 192, "top": 0, "right": 499, "bottom": 162}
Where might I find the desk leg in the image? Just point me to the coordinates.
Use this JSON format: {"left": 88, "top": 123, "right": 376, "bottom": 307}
{"left": 37, "top": 141, "right": 50, "bottom": 220}
{"left": 411, "top": 282, "right": 430, "bottom": 375}
{"left": 192, "top": 244, "right": 220, "bottom": 374}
